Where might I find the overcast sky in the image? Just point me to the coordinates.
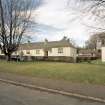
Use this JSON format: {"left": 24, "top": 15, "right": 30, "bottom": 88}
{"left": 27, "top": 0, "right": 105, "bottom": 46}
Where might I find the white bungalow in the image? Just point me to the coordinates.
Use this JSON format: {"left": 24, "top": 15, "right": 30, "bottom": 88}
{"left": 0, "top": 37, "right": 77, "bottom": 62}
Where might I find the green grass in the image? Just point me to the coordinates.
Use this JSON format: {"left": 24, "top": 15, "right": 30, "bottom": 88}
{"left": 0, "top": 60, "right": 105, "bottom": 85}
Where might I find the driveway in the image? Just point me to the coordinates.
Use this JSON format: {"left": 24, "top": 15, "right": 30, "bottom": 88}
{"left": 0, "top": 81, "right": 104, "bottom": 105}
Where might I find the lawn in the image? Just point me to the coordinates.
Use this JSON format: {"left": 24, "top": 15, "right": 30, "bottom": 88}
{"left": 0, "top": 60, "right": 105, "bottom": 85}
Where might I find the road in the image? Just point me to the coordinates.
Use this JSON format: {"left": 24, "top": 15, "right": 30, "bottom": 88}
{"left": 0, "top": 82, "right": 104, "bottom": 105}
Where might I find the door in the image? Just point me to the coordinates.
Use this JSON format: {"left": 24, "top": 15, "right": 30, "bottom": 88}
{"left": 44, "top": 50, "right": 48, "bottom": 57}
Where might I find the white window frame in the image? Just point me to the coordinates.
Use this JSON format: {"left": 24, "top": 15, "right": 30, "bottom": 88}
{"left": 36, "top": 49, "right": 40, "bottom": 54}
{"left": 26, "top": 50, "right": 30, "bottom": 54}
{"left": 58, "top": 48, "right": 63, "bottom": 53}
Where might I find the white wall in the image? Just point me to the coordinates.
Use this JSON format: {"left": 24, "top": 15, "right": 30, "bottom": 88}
{"left": 48, "top": 47, "right": 77, "bottom": 57}
{"left": 70, "top": 47, "right": 77, "bottom": 58}
{"left": 102, "top": 47, "right": 105, "bottom": 62}
{"left": 17, "top": 49, "right": 44, "bottom": 56}
{"left": 0, "top": 47, "right": 77, "bottom": 58}
{"left": 0, "top": 50, "right": 4, "bottom": 55}
{"left": 0, "top": 49, "right": 44, "bottom": 57}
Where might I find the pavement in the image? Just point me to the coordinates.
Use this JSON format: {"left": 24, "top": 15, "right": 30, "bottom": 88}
{"left": 0, "top": 81, "right": 105, "bottom": 105}
{"left": 0, "top": 72, "right": 105, "bottom": 102}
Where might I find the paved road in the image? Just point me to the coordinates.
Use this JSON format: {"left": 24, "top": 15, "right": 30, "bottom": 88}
{"left": 0, "top": 82, "right": 104, "bottom": 105}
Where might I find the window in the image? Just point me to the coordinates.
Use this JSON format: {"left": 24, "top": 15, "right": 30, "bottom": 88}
{"left": 58, "top": 48, "right": 63, "bottom": 53}
{"left": 26, "top": 50, "right": 30, "bottom": 54}
{"left": 20, "top": 51, "right": 24, "bottom": 56}
{"left": 36, "top": 49, "right": 40, "bottom": 54}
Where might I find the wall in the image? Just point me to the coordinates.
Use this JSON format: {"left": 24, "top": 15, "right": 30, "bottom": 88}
{"left": 102, "top": 47, "right": 105, "bottom": 62}
{"left": 0, "top": 47, "right": 77, "bottom": 62}
{"left": 12, "top": 49, "right": 45, "bottom": 57}
{"left": 70, "top": 47, "right": 77, "bottom": 58}
{"left": 48, "top": 47, "right": 77, "bottom": 57}
{"left": 0, "top": 50, "right": 4, "bottom": 55}
{"left": 0, "top": 47, "right": 77, "bottom": 57}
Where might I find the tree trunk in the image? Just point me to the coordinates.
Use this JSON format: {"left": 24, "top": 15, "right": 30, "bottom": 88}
{"left": 6, "top": 54, "right": 11, "bottom": 61}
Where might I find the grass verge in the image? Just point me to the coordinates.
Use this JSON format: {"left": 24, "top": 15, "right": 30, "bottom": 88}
{"left": 0, "top": 60, "right": 105, "bottom": 85}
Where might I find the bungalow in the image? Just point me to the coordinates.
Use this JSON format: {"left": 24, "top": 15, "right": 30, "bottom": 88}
{"left": 0, "top": 37, "right": 77, "bottom": 62}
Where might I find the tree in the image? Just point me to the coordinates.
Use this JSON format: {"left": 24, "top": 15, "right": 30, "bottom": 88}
{"left": 85, "top": 35, "right": 98, "bottom": 49}
{"left": 0, "top": 0, "right": 33, "bottom": 61}
{"left": 81, "top": 0, "right": 105, "bottom": 29}
{"left": 85, "top": 32, "right": 105, "bottom": 49}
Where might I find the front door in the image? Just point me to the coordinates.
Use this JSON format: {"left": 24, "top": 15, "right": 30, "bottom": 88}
{"left": 44, "top": 50, "right": 48, "bottom": 57}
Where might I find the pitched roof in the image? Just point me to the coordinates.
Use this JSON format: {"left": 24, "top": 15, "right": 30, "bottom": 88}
{"left": 18, "top": 40, "right": 75, "bottom": 50}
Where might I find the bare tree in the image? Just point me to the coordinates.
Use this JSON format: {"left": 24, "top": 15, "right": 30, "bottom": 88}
{"left": 81, "top": 0, "right": 105, "bottom": 28}
{"left": 85, "top": 34, "right": 98, "bottom": 49}
{"left": 85, "top": 32, "right": 105, "bottom": 49}
{"left": 0, "top": 0, "right": 33, "bottom": 61}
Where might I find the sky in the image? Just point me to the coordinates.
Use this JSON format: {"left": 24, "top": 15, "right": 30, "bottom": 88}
{"left": 27, "top": 0, "right": 105, "bottom": 46}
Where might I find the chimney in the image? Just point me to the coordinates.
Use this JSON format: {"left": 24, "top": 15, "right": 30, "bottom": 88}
{"left": 61, "top": 36, "right": 67, "bottom": 41}
{"left": 44, "top": 38, "right": 48, "bottom": 45}
{"left": 27, "top": 40, "right": 30, "bottom": 43}
{"left": 67, "top": 38, "right": 70, "bottom": 42}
